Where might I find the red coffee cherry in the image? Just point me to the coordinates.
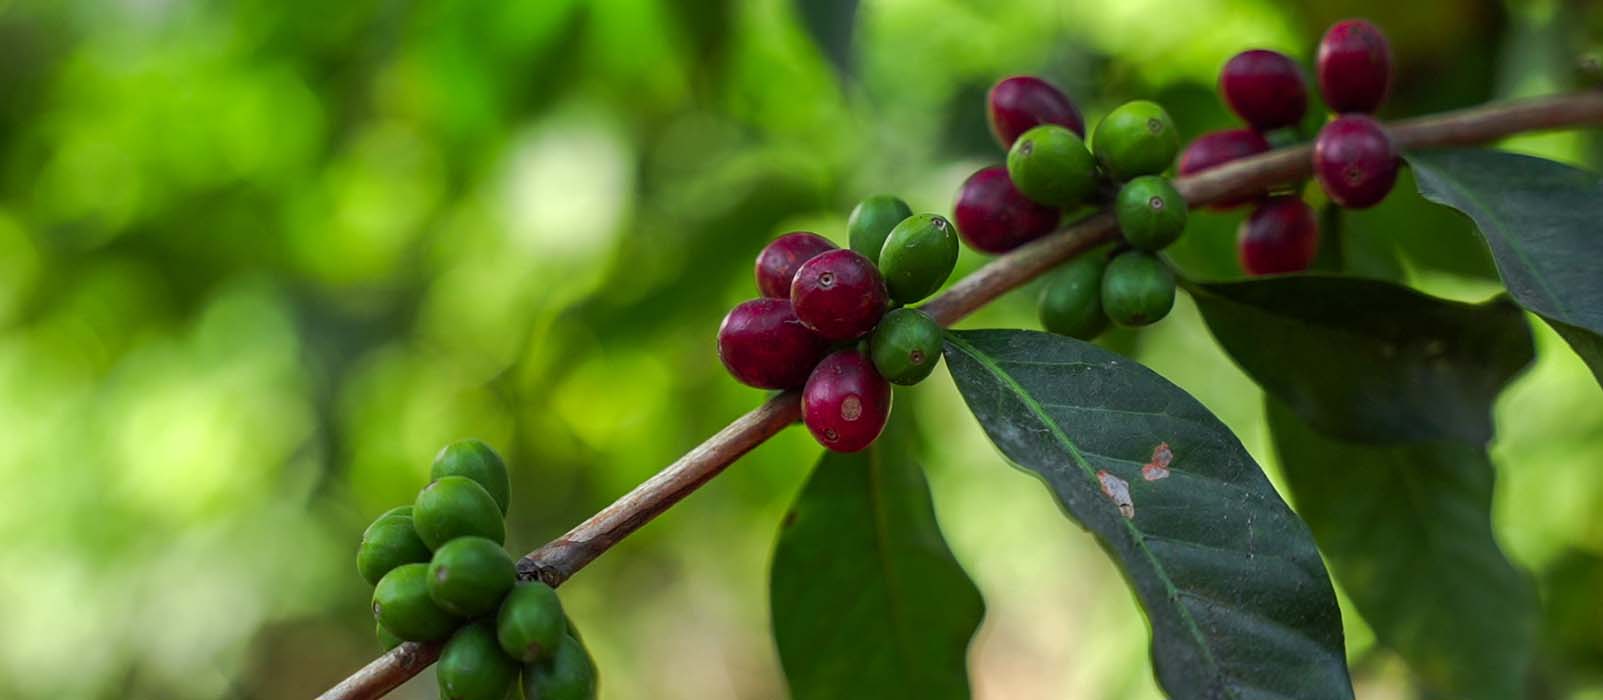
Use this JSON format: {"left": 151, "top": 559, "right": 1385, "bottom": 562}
{"left": 790, "top": 249, "right": 890, "bottom": 341}
{"left": 1238, "top": 196, "right": 1320, "bottom": 275}
{"left": 717, "top": 298, "right": 831, "bottom": 389}
{"left": 987, "top": 76, "right": 1086, "bottom": 148}
{"left": 1178, "top": 129, "right": 1272, "bottom": 209}
{"left": 953, "top": 166, "right": 1060, "bottom": 254}
{"left": 802, "top": 350, "right": 892, "bottom": 453}
{"left": 1218, "top": 49, "right": 1308, "bottom": 131}
{"left": 1313, "top": 114, "right": 1398, "bottom": 209}
{"left": 1318, "top": 19, "right": 1393, "bottom": 114}
{"left": 754, "top": 232, "right": 837, "bottom": 299}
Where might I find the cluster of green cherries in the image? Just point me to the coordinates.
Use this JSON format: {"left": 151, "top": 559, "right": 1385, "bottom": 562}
{"left": 358, "top": 440, "right": 597, "bottom": 700}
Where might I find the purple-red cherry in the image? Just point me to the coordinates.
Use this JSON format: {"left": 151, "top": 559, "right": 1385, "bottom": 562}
{"left": 1238, "top": 196, "right": 1320, "bottom": 275}
{"left": 1318, "top": 19, "right": 1392, "bottom": 114}
{"left": 988, "top": 76, "right": 1086, "bottom": 147}
{"left": 755, "top": 232, "right": 837, "bottom": 299}
{"left": 953, "top": 166, "right": 1060, "bottom": 254}
{"left": 1314, "top": 114, "right": 1398, "bottom": 209}
{"left": 790, "top": 249, "right": 889, "bottom": 341}
{"left": 1218, "top": 49, "right": 1308, "bottom": 131}
{"left": 1178, "top": 129, "right": 1272, "bottom": 210}
{"left": 802, "top": 349, "right": 892, "bottom": 453}
{"left": 717, "top": 298, "right": 831, "bottom": 389}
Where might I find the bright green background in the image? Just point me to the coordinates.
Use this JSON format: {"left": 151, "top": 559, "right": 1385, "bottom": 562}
{"left": 1, "top": 0, "right": 1600, "bottom": 698}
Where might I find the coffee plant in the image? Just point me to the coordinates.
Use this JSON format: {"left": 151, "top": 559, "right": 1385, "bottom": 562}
{"left": 324, "top": 15, "right": 1603, "bottom": 700}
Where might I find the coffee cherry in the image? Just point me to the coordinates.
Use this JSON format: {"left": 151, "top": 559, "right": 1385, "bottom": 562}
{"left": 878, "top": 214, "right": 959, "bottom": 304}
{"left": 847, "top": 195, "right": 912, "bottom": 266}
{"left": 1038, "top": 251, "right": 1109, "bottom": 340}
{"left": 1178, "top": 129, "right": 1272, "bottom": 209}
{"left": 802, "top": 350, "right": 892, "bottom": 452}
{"left": 717, "top": 298, "right": 831, "bottom": 389}
{"left": 427, "top": 536, "right": 516, "bottom": 617}
{"left": 868, "top": 308, "right": 944, "bottom": 386}
{"left": 1006, "top": 124, "right": 1099, "bottom": 208}
{"left": 522, "top": 634, "right": 598, "bottom": 700}
{"left": 1101, "top": 251, "right": 1175, "bottom": 327}
{"left": 1318, "top": 19, "right": 1392, "bottom": 114}
{"left": 414, "top": 476, "right": 506, "bottom": 550}
{"left": 357, "top": 505, "right": 431, "bottom": 586}
{"left": 1115, "top": 176, "right": 1188, "bottom": 251}
{"left": 373, "top": 563, "right": 461, "bottom": 642}
{"left": 376, "top": 621, "right": 404, "bottom": 651}
{"left": 755, "top": 232, "right": 837, "bottom": 299}
{"left": 953, "top": 166, "right": 1060, "bottom": 254}
{"left": 987, "top": 75, "right": 1085, "bottom": 148}
{"left": 498, "top": 582, "right": 566, "bottom": 663}
{"left": 1219, "top": 49, "right": 1308, "bottom": 131}
{"left": 1092, "top": 100, "right": 1180, "bottom": 181}
{"left": 791, "top": 249, "right": 889, "bottom": 341}
{"left": 438, "top": 622, "right": 521, "bottom": 700}
{"left": 1239, "top": 196, "right": 1320, "bottom": 275}
{"left": 1314, "top": 114, "right": 1398, "bottom": 209}
{"left": 431, "top": 440, "right": 511, "bottom": 516}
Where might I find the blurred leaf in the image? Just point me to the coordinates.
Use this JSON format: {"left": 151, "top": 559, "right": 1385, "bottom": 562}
{"left": 943, "top": 329, "right": 1353, "bottom": 700}
{"left": 770, "top": 413, "right": 982, "bottom": 700}
{"left": 1537, "top": 549, "right": 1603, "bottom": 681}
{"left": 1267, "top": 400, "right": 1537, "bottom": 700}
{"left": 1408, "top": 149, "right": 1603, "bottom": 385}
{"left": 1190, "top": 276, "right": 1533, "bottom": 444}
{"left": 794, "top": 0, "right": 858, "bottom": 80}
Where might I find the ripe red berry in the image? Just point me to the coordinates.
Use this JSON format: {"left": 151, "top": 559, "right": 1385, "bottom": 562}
{"left": 953, "top": 166, "right": 1060, "bottom": 254}
{"left": 987, "top": 76, "right": 1086, "bottom": 148}
{"left": 717, "top": 298, "right": 831, "bottom": 389}
{"left": 754, "top": 232, "right": 837, "bottom": 299}
{"left": 1313, "top": 114, "right": 1398, "bottom": 209}
{"left": 1218, "top": 49, "right": 1308, "bottom": 131}
{"left": 790, "top": 249, "right": 889, "bottom": 341}
{"left": 802, "top": 350, "right": 892, "bottom": 453}
{"left": 1318, "top": 19, "right": 1393, "bottom": 114}
{"left": 1238, "top": 196, "right": 1320, "bottom": 275}
{"left": 1178, "top": 129, "right": 1272, "bottom": 209}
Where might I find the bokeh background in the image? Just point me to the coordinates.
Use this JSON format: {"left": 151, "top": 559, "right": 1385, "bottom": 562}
{"left": 2, "top": 0, "right": 1601, "bottom": 698}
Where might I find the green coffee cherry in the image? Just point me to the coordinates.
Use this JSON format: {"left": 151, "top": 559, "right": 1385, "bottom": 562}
{"left": 1101, "top": 251, "right": 1176, "bottom": 327}
{"left": 878, "top": 214, "right": 959, "bottom": 304}
{"left": 427, "top": 536, "right": 516, "bottom": 617}
{"left": 1092, "top": 101, "right": 1180, "bottom": 181}
{"left": 1038, "top": 252, "right": 1110, "bottom": 340}
{"left": 523, "top": 634, "right": 598, "bottom": 700}
{"left": 498, "top": 582, "right": 567, "bottom": 663}
{"left": 847, "top": 195, "right": 913, "bottom": 265}
{"left": 868, "top": 308, "right": 944, "bottom": 385}
{"left": 357, "top": 505, "right": 431, "bottom": 586}
{"left": 372, "top": 563, "right": 460, "bottom": 642}
{"left": 438, "top": 622, "right": 521, "bottom": 700}
{"left": 1115, "top": 176, "right": 1188, "bottom": 250}
{"left": 1006, "top": 124, "right": 1099, "bottom": 207}
{"left": 431, "top": 439, "right": 511, "bottom": 515}
{"left": 414, "top": 476, "right": 506, "bottom": 550}
{"left": 376, "top": 622, "right": 403, "bottom": 652}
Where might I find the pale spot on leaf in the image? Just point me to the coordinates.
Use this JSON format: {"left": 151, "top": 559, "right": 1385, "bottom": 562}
{"left": 1142, "top": 442, "right": 1172, "bottom": 481}
{"left": 1097, "top": 470, "right": 1134, "bottom": 518}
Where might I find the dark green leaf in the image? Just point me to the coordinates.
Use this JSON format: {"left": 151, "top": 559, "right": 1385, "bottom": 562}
{"left": 793, "top": 0, "right": 858, "bottom": 79}
{"left": 770, "top": 415, "right": 983, "bottom": 700}
{"left": 1267, "top": 400, "right": 1538, "bottom": 700}
{"left": 1191, "top": 276, "right": 1532, "bottom": 444}
{"left": 943, "top": 329, "right": 1352, "bottom": 700}
{"left": 1407, "top": 148, "right": 1603, "bottom": 385}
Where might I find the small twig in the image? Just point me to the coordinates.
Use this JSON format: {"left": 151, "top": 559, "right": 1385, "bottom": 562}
{"left": 317, "top": 92, "right": 1603, "bottom": 700}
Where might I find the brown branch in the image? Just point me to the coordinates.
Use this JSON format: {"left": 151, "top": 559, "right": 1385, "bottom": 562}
{"left": 317, "top": 91, "right": 1603, "bottom": 700}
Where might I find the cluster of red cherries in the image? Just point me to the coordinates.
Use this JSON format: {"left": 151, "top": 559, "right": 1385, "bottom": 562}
{"left": 1183, "top": 18, "right": 1398, "bottom": 274}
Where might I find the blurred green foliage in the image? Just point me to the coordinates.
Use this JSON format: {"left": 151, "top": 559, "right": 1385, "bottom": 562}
{"left": 0, "top": 0, "right": 1599, "bottom": 698}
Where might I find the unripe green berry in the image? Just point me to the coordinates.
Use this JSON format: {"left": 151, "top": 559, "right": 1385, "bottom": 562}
{"left": 438, "top": 622, "right": 521, "bottom": 700}
{"left": 427, "top": 536, "right": 516, "bottom": 617}
{"left": 414, "top": 476, "right": 506, "bottom": 550}
{"left": 1093, "top": 101, "right": 1180, "bottom": 181}
{"left": 878, "top": 214, "right": 959, "bottom": 304}
{"left": 1115, "top": 176, "right": 1188, "bottom": 250}
{"left": 431, "top": 439, "right": 511, "bottom": 515}
{"left": 1101, "top": 251, "right": 1175, "bottom": 327}
{"left": 372, "top": 563, "right": 460, "bottom": 642}
{"left": 357, "top": 505, "right": 431, "bottom": 586}
{"left": 376, "top": 622, "right": 404, "bottom": 652}
{"left": 868, "top": 308, "right": 944, "bottom": 385}
{"left": 847, "top": 195, "right": 913, "bottom": 266}
{"left": 1006, "top": 124, "right": 1099, "bottom": 207}
{"left": 498, "top": 582, "right": 567, "bottom": 663}
{"left": 1038, "top": 251, "right": 1110, "bottom": 340}
{"left": 523, "top": 634, "right": 598, "bottom": 700}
